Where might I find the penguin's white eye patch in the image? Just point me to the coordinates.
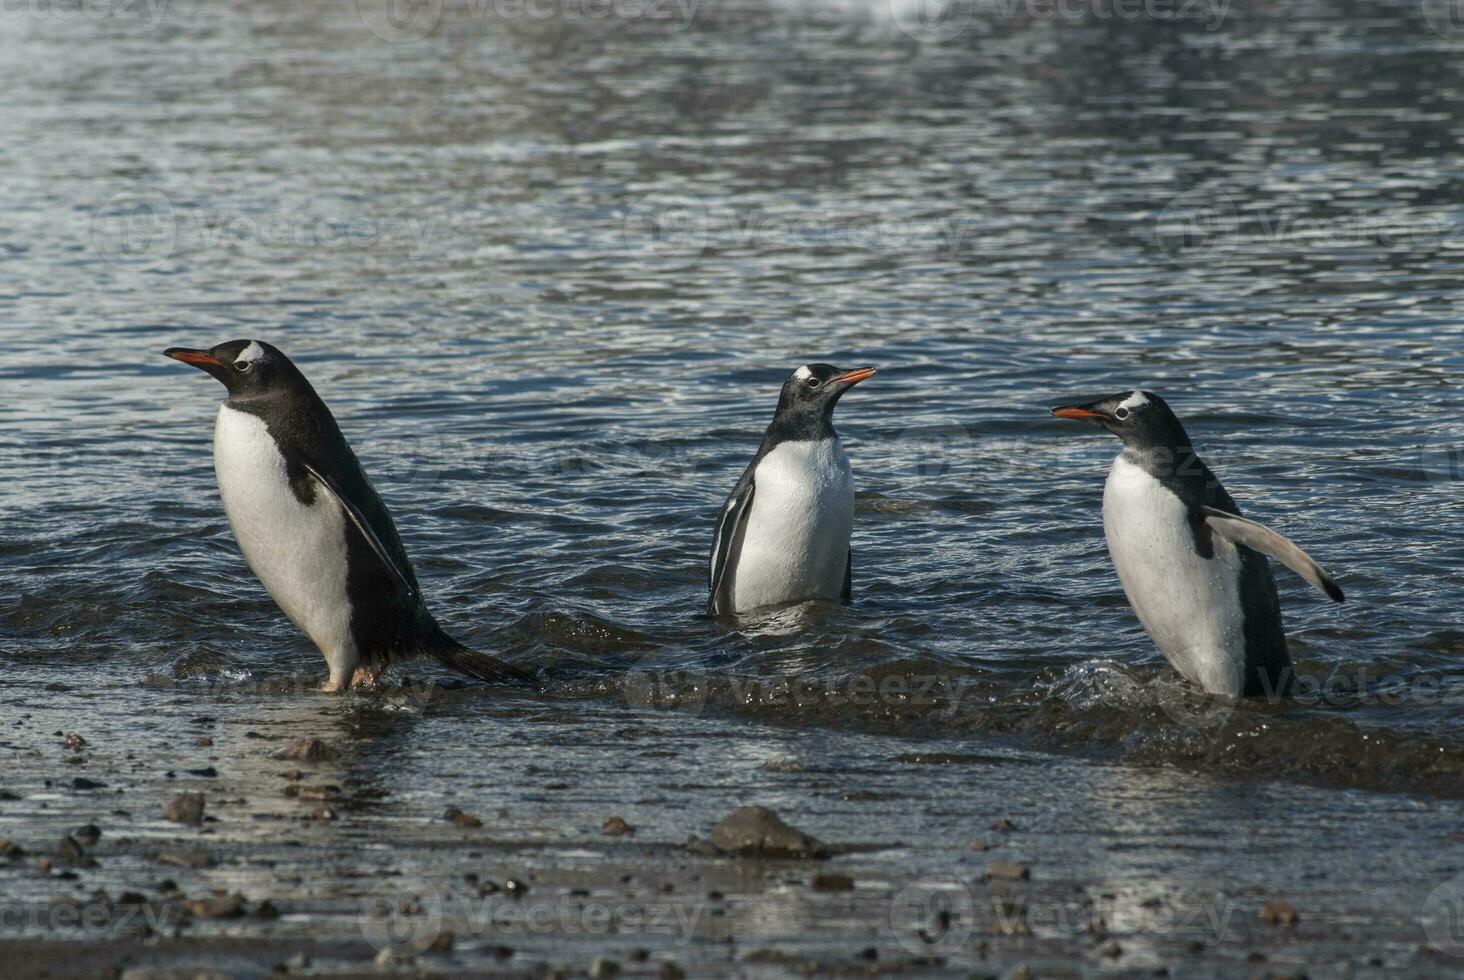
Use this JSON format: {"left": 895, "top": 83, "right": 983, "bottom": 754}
{"left": 1117, "top": 390, "right": 1150, "bottom": 411}
{"left": 235, "top": 340, "right": 266, "bottom": 368}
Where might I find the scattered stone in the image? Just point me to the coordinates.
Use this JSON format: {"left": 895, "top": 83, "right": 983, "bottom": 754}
{"left": 590, "top": 957, "right": 620, "bottom": 977}
{"left": 812, "top": 873, "right": 855, "bottom": 892}
{"left": 984, "top": 861, "right": 1030, "bottom": 882}
{"left": 280, "top": 738, "right": 337, "bottom": 761}
{"left": 504, "top": 878, "right": 528, "bottom": 897}
{"left": 1099, "top": 940, "right": 1123, "bottom": 959}
{"left": 428, "top": 930, "right": 454, "bottom": 953}
{"left": 659, "top": 964, "right": 686, "bottom": 980}
{"left": 1260, "top": 900, "right": 1299, "bottom": 926}
{"left": 706, "top": 805, "right": 830, "bottom": 859}
{"left": 297, "top": 785, "right": 340, "bottom": 802}
{"left": 73, "top": 824, "right": 101, "bottom": 847}
{"left": 159, "top": 848, "right": 216, "bottom": 869}
{"left": 969, "top": 841, "right": 996, "bottom": 851}
{"left": 0, "top": 790, "right": 19, "bottom": 801}
{"left": 312, "top": 805, "right": 337, "bottom": 822}
{"left": 282, "top": 769, "right": 304, "bottom": 782}
{"left": 184, "top": 893, "right": 245, "bottom": 919}
{"left": 603, "top": 816, "right": 635, "bottom": 836}
{"left": 186, "top": 767, "right": 217, "bottom": 778}
{"left": 253, "top": 900, "right": 280, "bottom": 920}
{"left": 628, "top": 948, "right": 649, "bottom": 962}
{"left": 63, "top": 732, "right": 86, "bottom": 751}
{"left": 992, "top": 818, "right": 1018, "bottom": 832}
{"left": 1008, "top": 966, "right": 1035, "bottom": 980}
{"left": 36, "top": 858, "right": 53, "bottom": 874}
{"left": 195, "top": 736, "right": 213, "bottom": 748}
{"left": 164, "top": 793, "right": 206, "bottom": 825}
{"left": 57, "top": 835, "right": 85, "bottom": 862}
{"left": 72, "top": 777, "right": 107, "bottom": 791}
{"left": 0, "top": 840, "right": 25, "bottom": 860}
{"left": 444, "top": 806, "right": 482, "bottom": 828}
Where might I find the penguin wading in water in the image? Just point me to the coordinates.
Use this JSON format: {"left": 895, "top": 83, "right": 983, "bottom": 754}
{"left": 1051, "top": 390, "right": 1344, "bottom": 697}
{"left": 709, "top": 364, "right": 875, "bottom": 615}
{"left": 165, "top": 340, "right": 529, "bottom": 692}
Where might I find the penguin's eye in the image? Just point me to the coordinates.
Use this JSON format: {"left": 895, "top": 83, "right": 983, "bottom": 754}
{"left": 234, "top": 360, "right": 252, "bottom": 373}
{"left": 1114, "top": 407, "right": 1130, "bottom": 420}
{"left": 806, "top": 378, "right": 820, "bottom": 388}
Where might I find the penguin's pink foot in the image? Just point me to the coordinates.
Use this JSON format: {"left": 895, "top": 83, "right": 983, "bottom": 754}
{"left": 350, "top": 665, "right": 383, "bottom": 689}
{"left": 320, "top": 677, "right": 348, "bottom": 694}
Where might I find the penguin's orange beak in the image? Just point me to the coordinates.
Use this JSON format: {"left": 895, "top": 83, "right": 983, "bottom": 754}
{"left": 1051, "top": 405, "right": 1112, "bottom": 422}
{"left": 164, "top": 348, "right": 224, "bottom": 369}
{"left": 834, "top": 367, "right": 876, "bottom": 385}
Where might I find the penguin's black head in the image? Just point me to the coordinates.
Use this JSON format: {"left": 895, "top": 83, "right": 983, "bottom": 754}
{"left": 164, "top": 340, "right": 301, "bottom": 397}
{"left": 774, "top": 363, "right": 876, "bottom": 421}
{"left": 1050, "top": 389, "right": 1191, "bottom": 449}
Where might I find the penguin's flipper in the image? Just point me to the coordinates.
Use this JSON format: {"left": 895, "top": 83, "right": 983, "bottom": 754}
{"left": 708, "top": 473, "right": 755, "bottom": 615}
{"left": 1201, "top": 506, "right": 1345, "bottom": 603}
{"left": 841, "top": 548, "right": 852, "bottom": 605}
{"left": 299, "top": 460, "right": 419, "bottom": 601}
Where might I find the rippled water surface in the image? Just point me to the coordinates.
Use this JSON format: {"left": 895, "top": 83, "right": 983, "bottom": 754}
{"left": 4, "top": 0, "right": 1464, "bottom": 828}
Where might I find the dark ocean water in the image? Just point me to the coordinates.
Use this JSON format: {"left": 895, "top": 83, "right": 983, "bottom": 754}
{"left": 3, "top": 0, "right": 1464, "bottom": 810}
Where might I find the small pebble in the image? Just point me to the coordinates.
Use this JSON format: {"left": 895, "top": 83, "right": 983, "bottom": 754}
{"left": 590, "top": 957, "right": 620, "bottom": 977}
{"left": 812, "top": 873, "right": 855, "bottom": 892}
{"left": 984, "top": 861, "right": 1030, "bottom": 882}
{"left": 603, "top": 816, "right": 635, "bottom": 836}
{"left": 164, "top": 793, "right": 205, "bottom": 825}
{"left": 63, "top": 732, "right": 86, "bottom": 751}
{"left": 1260, "top": 900, "right": 1299, "bottom": 926}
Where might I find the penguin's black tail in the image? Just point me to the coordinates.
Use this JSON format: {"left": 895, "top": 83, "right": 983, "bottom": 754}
{"left": 425, "top": 630, "right": 535, "bottom": 685}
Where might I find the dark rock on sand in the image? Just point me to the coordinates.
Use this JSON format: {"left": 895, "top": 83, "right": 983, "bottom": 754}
{"left": 705, "top": 805, "right": 829, "bottom": 859}
{"left": 72, "top": 777, "right": 107, "bottom": 791}
{"left": 281, "top": 738, "right": 337, "bottom": 761}
{"left": 444, "top": 806, "right": 482, "bottom": 828}
{"left": 164, "top": 792, "right": 206, "bottom": 825}
{"left": 984, "top": 861, "right": 1030, "bottom": 882}
{"left": 63, "top": 732, "right": 86, "bottom": 751}
{"left": 73, "top": 824, "right": 101, "bottom": 847}
{"left": 1260, "top": 900, "right": 1299, "bottom": 926}
{"left": 158, "top": 848, "right": 217, "bottom": 869}
{"left": 603, "top": 816, "right": 635, "bottom": 836}
{"left": 183, "top": 893, "right": 245, "bottom": 919}
{"left": 812, "top": 873, "right": 855, "bottom": 892}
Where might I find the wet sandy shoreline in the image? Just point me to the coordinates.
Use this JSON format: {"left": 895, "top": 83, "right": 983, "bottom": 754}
{"left": 3, "top": 670, "right": 1462, "bottom": 978}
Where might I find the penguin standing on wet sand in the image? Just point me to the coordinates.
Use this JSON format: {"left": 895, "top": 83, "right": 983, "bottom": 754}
{"left": 164, "top": 339, "right": 529, "bottom": 692}
{"left": 1050, "top": 390, "right": 1344, "bottom": 697}
{"left": 709, "top": 364, "right": 875, "bottom": 615}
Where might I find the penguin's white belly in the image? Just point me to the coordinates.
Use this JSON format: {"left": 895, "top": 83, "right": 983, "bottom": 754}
{"left": 213, "top": 405, "right": 356, "bottom": 664}
{"left": 1102, "top": 454, "right": 1246, "bottom": 695}
{"left": 729, "top": 440, "right": 853, "bottom": 613}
